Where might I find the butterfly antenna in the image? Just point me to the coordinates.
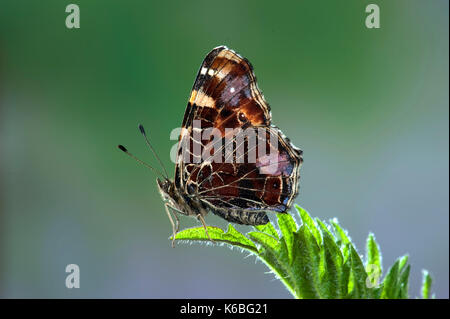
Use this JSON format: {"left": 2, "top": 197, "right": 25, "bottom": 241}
{"left": 117, "top": 144, "right": 166, "bottom": 179}
{"left": 138, "top": 124, "right": 169, "bottom": 178}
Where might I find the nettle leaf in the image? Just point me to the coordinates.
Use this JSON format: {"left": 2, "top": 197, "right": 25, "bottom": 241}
{"left": 365, "top": 233, "right": 382, "bottom": 274}
{"left": 365, "top": 233, "right": 383, "bottom": 295}
{"left": 247, "top": 230, "right": 297, "bottom": 298}
{"left": 316, "top": 219, "right": 335, "bottom": 243}
{"left": 247, "top": 231, "right": 278, "bottom": 251}
{"left": 330, "top": 218, "right": 351, "bottom": 261}
{"left": 277, "top": 213, "right": 298, "bottom": 264}
{"left": 380, "top": 259, "right": 400, "bottom": 299}
{"left": 173, "top": 224, "right": 257, "bottom": 253}
{"left": 296, "top": 205, "right": 322, "bottom": 245}
{"left": 421, "top": 270, "right": 433, "bottom": 299}
{"left": 172, "top": 205, "right": 434, "bottom": 299}
{"left": 340, "top": 251, "right": 352, "bottom": 297}
{"left": 399, "top": 264, "right": 411, "bottom": 299}
{"left": 347, "top": 246, "right": 370, "bottom": 298}
{"left": 379, "top": 255, "right": 411, "bottom": 299}
{"left": 398, "top": 255, "right": 409, "bottom": 273}
{"left": 292, "top": 226, "right": 321, "bottom": 298}
{"left": 319, "top": 228, "right": 342, "bottom": 298}
{"left": 255, "top": 222, "right": 279, "bottom": 240}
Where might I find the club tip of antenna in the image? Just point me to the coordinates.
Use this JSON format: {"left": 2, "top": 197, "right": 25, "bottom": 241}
{"left": 138, "top": 124, "right": 146, "bottom": 135}
{"left": 117, "top": 144, "right": 128, "bottom": 152}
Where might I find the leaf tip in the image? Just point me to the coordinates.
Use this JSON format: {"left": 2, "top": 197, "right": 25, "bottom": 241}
{"left": 421, "top": 269, "right": 433, "bottom": 299}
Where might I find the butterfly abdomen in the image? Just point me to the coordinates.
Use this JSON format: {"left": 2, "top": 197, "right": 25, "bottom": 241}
{"left": 211, "top": 208, "right": 269, "bottom": 226}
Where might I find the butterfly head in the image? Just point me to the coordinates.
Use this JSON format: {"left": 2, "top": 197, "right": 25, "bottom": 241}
{"left": 157, "top": 178, "right": 178, "bottom": 206}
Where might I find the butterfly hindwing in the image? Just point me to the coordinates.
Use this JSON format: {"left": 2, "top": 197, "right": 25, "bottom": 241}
{"left": 189, "top": 126, "right": 302, "bottom": 214}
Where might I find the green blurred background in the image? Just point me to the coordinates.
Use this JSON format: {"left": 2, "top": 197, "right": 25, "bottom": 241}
{"left": 0, "top": 0, "right": 448, "bottom": 298}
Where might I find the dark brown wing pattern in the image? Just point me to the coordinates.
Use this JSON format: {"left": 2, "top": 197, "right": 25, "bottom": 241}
{"left": 175, "top": 46, "right": 302, "bottom": 225}
{"left": 182, "top": 46, "right": 271, "bottom": 133}
{"left": 192, "top": 126, "right": 301, "bottom": 211}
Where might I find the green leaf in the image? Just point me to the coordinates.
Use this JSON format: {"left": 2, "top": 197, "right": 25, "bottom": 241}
{"left": 330, "top": 218, "right": 351, "bottom": 245}
{"left": 248, "top": 230, "right": 298, "bottom": 298}
{"left": 222, "top": 224, "right": 257, "bottom": 250}
{"left": 421, "top": 270, "right": 433, "bottom": 299}
{"left": 347, "top": 246, "right": 369, "bottom": 298}
{"left": 365, "top": 233, "right": 382, "bottom": 274}
{"left": 173, "top": 224, "right": 257, "bottom": 253}
{"left": 277, "top": 213, "right": 298, "bottom": 264}
{"left": 330, "top": 218, "right": 351, "bottom": 261}
{"left": 319, "top": 228, "right": 342, "bottom": 298}
{"left": 398, "top": 255, "right": 409, "bottom": 272}
{"left": 171, "top": 204, "right": 436, "bottom": 299}
{"left": 380, "top": 257, "right": 401, "bottom": 299}
{"left": 378, "top": 255, "right": 412, "bottom": 299}
{"left": 399, "top": 264, "right": 410, "bottom": 299}
{"left": 365, "top": 233, "right": 383, "bottom": 295}
{"left": 291, "top": 225, "right": 321, "bottom": 298}
{"left": 255, "top": 223, "right": 279, "bottom": 240}
{"left": 247, "top": 231, "right": 278, "bottom": 251}
{"left": 340, "top": 254, "right": 351, "bottom": 298}
{"left": 296, "top": 205, "right": 322, "bottom": 245}
{"left": 316, "top": 219, "right": 335, "bottom": 242}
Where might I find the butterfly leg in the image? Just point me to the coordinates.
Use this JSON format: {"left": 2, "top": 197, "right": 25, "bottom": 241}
{"left": 164, "top": 204, "right": 178, "bottom": 248}
{"left": 173, "top": 210, "right": 180, "bottom": 233}
{"left": 196, "top": 214, "right": 215, "bottom": 244}
{"left": 167, "top": 204, "right": 188, "bottom": 233}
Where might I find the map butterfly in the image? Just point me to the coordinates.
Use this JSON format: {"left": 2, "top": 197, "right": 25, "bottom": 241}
{"left": 119, "top": 46, "right": 303, "bottom": 247}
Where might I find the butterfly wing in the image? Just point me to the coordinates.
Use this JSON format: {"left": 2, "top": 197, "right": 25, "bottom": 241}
{"left": 174, "top": 46, "right": 302, "bottom": 225}
{"left": 175, "top": 46, "right": 272, "bottom": 189}
{"left": 182, "top": 46, "right": 271, "bottom": 132}
{"left": 191, "top": 126, "right": 302, "bottom": 224}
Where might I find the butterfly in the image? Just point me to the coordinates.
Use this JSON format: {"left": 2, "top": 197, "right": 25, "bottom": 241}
{"left": 119, "top": 46, "right": 303, "bottom": 247}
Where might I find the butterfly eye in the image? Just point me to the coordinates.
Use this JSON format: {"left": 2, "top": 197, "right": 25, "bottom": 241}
{"left": 187, "top": 182, "right": 197, "bottom": 195}
{"left": 238, "top": 112, "right": 247, "bottom": 122}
